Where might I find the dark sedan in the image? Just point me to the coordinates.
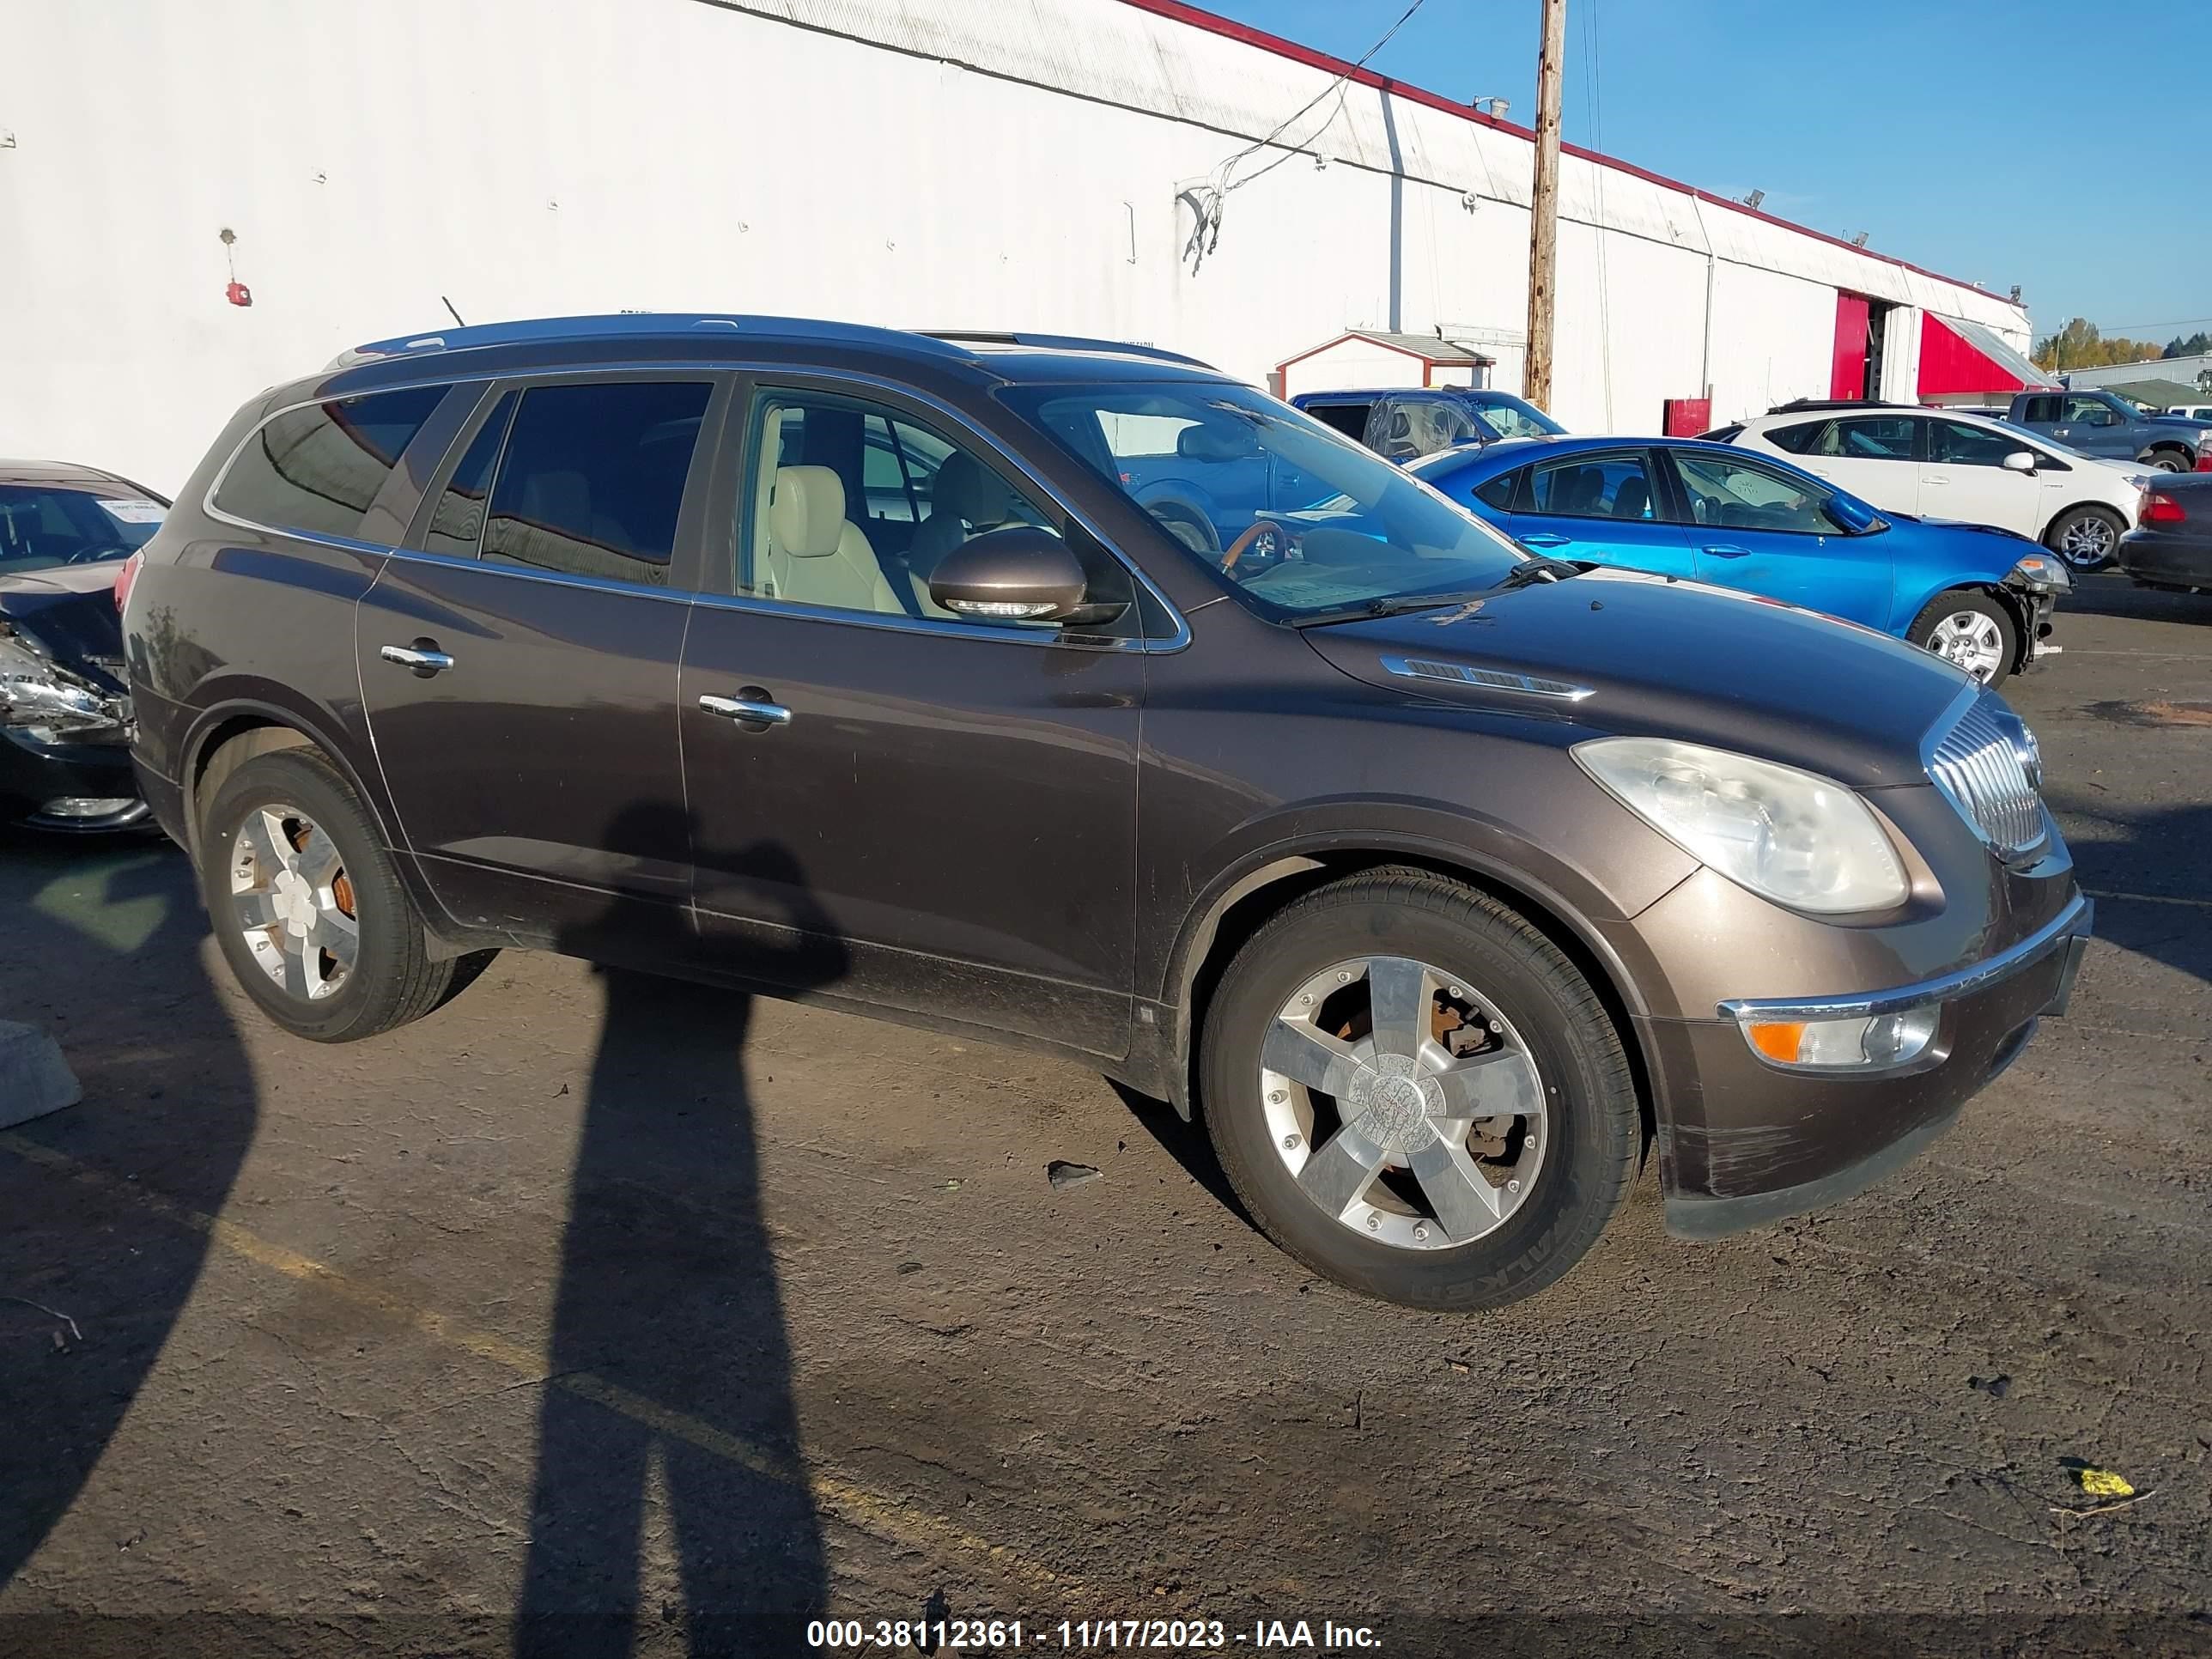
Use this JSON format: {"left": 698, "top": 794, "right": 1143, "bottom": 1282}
{"left": 1, "top": 460, "right": 166, "bottom": 830}
{"left": 2118, "top": 476, "right": 2212, "bottom": 595}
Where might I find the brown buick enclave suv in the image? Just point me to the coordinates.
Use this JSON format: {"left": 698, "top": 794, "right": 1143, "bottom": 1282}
{"left": 122, "top": 316, "right": 2091, "bottom": 1307}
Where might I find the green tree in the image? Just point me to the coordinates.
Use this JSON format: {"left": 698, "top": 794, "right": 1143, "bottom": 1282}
{"left": 2033, "top": 318, "right": 2163, "bottom": 371}
{"left": 2162, "top": 331, "right": 2212, "bottom": 359}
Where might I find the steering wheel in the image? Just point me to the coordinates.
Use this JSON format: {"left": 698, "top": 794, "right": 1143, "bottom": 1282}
{"left": 1221, "top": 517, "right": 1300, "bottom": 573}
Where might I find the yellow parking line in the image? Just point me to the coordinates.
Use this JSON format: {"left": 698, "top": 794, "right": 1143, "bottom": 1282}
{"left": 1, "top": 1131, "right": 1084, "bottom": 1600}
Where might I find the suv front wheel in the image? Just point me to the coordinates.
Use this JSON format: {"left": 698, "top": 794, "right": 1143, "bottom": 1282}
{"left": 1200, "top": 868, "right": 1640, "bottom": 1309}
{"left": 198, "top": 747, "right": 495, "bottom": 1042}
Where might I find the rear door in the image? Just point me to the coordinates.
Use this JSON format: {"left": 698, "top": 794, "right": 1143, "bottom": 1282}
{"left": 1664, "top": 447, "right": 1893, "bottom": 627}
{"left": 1800, "top": 413, "right": 1923, "bottom": 516}
{"left": 1920, "top": 417, "right": 2040, "bottom": 534}
{"left": 675, "top": 374, "right": 1149, "bottom": 1057}
{"left": 355, "top": 373, "right": 724, "bottom": 949}
{"left": 1506, "top": 447, "right": 1696, "bottom": 577}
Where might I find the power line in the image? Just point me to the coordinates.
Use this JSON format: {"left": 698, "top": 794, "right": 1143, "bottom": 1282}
{"left": 1183, "top": 0, "right": 1432, "bottom": 266}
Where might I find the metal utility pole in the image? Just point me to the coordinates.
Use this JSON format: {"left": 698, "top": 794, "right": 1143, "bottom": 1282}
{"left": 1523, "top": 0, "right": 1566, "bottom": 410}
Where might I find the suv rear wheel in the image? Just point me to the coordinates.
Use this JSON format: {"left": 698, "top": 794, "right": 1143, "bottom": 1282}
{"left": 1200, "top": 868, "right": 1639, "bottom": 1309}
{"left": 198, "top": 747, "right": 495, "bottom": 1042}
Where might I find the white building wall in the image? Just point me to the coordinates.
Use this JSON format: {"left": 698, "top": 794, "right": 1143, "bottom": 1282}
{"left": 0, "top": 0, "right": 2034, "bottom": 492}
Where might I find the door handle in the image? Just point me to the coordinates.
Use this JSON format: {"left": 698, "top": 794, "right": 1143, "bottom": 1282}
{"left": 1923, "top": 474, "right": 1948, "bottom": 486}
{"left": 380, "top": 641, "right": 454, "bottom": 675}
{"left": 1701, "top": 544, "right": 1751, "bottom": 559}
{"left": 699, "top": 691, "right": 792, "bottom": 728}
{"left": 1520, "top": 532, "right": 1571, "bottom": 548}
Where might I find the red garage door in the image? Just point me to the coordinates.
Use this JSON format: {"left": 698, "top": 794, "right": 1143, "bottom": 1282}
{"left": 1830, "top": 293, "right": 1870, "bottom": 400}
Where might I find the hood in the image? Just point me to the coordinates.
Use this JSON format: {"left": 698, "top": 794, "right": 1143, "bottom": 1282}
{"left": 0, "top": 562, "right": 130, "bottom": 694}
{"left": 1300, "top": 566, "right": 1968, "bottom": 788}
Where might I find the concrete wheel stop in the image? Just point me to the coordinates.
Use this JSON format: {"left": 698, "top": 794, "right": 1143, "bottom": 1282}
{"left": 0, "top": 1020, "right": 82, "bottom": 1129}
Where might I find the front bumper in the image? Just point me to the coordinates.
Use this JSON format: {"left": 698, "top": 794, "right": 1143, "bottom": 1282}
{"left": 1648, "top": 892, "right": 2093, "bottom": 1239}
{"left": 0, "top": 726, "right": 149, "bottom": 832}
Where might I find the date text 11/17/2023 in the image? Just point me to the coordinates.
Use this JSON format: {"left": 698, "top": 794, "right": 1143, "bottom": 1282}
{"left": 805, "top": 1617, "right": 1383, "bottom": 1650}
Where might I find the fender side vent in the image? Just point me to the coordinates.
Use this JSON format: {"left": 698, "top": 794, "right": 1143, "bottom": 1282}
{"left": 1382, "top": 655, "right": 1594, "bottom": 702}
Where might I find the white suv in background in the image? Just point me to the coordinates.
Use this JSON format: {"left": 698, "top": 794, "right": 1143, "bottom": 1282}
{"left": 1731, "top": 404, "right": 2147, "bottom": 570}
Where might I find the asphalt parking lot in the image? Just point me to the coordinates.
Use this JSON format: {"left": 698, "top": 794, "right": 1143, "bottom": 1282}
{"left": 3, "top": 575, "right": 2207, "bottom": 1658}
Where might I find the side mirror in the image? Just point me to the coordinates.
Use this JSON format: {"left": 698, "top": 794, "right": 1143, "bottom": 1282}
{"left": 2002, "top": 450, "right": 2037, "bottom": 474}
{"left": 928, "top": 526, "right": 1115, "bottom": 625}
{"left": 1824, "top": 492, "right": 1878, "bottom": 534}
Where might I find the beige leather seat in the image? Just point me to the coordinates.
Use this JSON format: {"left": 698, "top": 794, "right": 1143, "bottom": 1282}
{"left": 759, "top": 465, "right": 902, "bottom": 615}
{"left": 909, "top": 451, "right": 1018, "bottom": 577}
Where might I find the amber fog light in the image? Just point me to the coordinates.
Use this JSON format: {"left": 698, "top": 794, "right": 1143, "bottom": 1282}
{"left": 1742, "top": 1006, "right": 1938, "bottom": 1071}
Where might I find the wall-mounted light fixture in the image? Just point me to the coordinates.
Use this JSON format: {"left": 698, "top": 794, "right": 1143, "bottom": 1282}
{"left": 1742, "top": 189, "right": 1765, "bottom": 210}
{"left": 1470, "top": 96, "right": 1510, "bottom": 118}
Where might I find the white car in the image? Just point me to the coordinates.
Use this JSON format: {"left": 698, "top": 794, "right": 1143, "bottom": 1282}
{"left": 2164, "top": 404, "right": 2212, "bottom": 423}
{"left": 1731, "top": 404, "right": 2147, "bottom": 570}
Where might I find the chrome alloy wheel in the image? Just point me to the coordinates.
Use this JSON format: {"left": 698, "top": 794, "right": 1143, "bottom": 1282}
{"left": 1259, "top": 957, "right": 1547, "bottom": 1251}
{"left": 2056, "top": 514, "right": 2115, "bottom": 567}
{"left": 1926, "top": 610, "right": 2007, "bottom": 683}
{"left": 228, "top": 803, "right": 359, "bottom": 1001}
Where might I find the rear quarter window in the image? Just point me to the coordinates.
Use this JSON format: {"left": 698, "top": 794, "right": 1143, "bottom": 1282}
{"left": 1472, "top": 470, "right": 1519, "bottom": 511}
{"left": 214, "top": 385, "right": 448, "bottom": 540}
{"left": 1763, "top": 420, "right": 1829, "bottom": 454}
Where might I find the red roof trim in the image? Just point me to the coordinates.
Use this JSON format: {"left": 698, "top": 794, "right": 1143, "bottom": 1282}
{"left": 1115, "top": 0, "right": 2011, "bottom": 307}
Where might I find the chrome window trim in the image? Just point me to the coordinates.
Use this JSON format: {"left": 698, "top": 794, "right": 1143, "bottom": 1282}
{"left": 1380, "top": 654, "right": 1595, "bottom": 702}
{"left": 377, "top": 543, "right": 688, "bottom": 604}
{"left": 200, "top": 360, "right": 1191, "bottom": 654}
{"left": 687, "top": 587, "right": 1143, "bottom": 652}
{"left": 1717, "top": 893, "right": 2091, "bottom": 1024}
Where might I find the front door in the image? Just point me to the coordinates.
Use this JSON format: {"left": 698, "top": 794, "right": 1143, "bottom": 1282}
{"left": 1920, "top": 417, "right": 2039, "bottom": 534}
{"left": 356, "top": 374, "right": 721, "bottom": 948}
{"left": 677, "top": 378, "right": 1146, "bottom": 1057}
{"left": 1664, "top": 447, "right": 1893, "bottom": 628}
{"left": 1510, "top": 447, "right": 1696, "bottom": 578}
{"left": 2051, "top": 394, "right": 2132, "bottom": 459}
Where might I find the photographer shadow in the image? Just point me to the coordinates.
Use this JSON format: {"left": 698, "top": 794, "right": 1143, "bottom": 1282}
{"left": 516, "top": 812, "right": 844, "bottom": 1656}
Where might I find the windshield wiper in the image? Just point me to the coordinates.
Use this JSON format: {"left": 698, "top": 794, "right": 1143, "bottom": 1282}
{"left": 1285, "top": 589, "right": 1501, "bottom": 629}
{"left": 1285, "top": 559, "right": 1583, "bottom": 629}
{"left": 1493, "top": 556, "right": 1583, "bottom": 589}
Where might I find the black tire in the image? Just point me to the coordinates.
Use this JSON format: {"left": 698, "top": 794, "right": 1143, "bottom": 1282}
{"left": 1905, "top": 589, "right": 2018, "bottom": 689}
{"left": 2143, "top": 448, "right": 2191, "bottom": 475}
{"left": 2042, "top": 503, "right": 2124, "bottom": 571}
{"left": 1199, "top": 868, "right": 1639, "bottom": 1310}
{"left": 197, "top": 747, "right": 494, "bottom": 1042}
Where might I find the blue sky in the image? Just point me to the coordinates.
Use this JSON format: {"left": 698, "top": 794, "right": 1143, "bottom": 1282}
{"left": 1194, "top": 0, "right": 2212, "bottom": 349}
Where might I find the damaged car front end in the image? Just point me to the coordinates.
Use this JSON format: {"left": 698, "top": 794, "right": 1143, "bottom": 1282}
{"left": 0, "top": 465, "right": 163, "bottom": 830}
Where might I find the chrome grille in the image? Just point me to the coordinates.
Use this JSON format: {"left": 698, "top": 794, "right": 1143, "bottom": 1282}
{"left": 1926, "top": 693, "right": 2046, "bottom": 859}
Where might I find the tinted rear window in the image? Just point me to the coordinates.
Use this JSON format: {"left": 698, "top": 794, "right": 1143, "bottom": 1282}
{"left": 215, "top": 386, "right": 447, "bottom": 540}
{"left": 481, "top": 380, "right": 711, "bottom": 585}
{"left": 1764, "top": 420, "right": 1828, "bottom": 454}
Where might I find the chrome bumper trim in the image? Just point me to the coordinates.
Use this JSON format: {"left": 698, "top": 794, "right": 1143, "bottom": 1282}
{"left": 1717, "top": 893, "right": 2094, "bottom": 1024}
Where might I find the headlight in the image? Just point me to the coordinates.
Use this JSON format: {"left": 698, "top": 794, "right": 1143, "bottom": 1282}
{"left": 0, "top": 626, "right": 118, "bottom": 733}
{"left": 2008, "top": 552, "right": 2070, "bottom": 592}
{"left": 1575, "top": 736, "right": 1909, "bottom": 914}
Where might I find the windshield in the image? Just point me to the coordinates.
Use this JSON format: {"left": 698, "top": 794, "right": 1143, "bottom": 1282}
{"left": 1004, "top": 380, "right": 1525, "bottom": 618}
{"left": 1467, "top": 396, "right": 1564, "bottom": 441}
{"left": 0, "top": 483, "right": 166, "bottom": 575}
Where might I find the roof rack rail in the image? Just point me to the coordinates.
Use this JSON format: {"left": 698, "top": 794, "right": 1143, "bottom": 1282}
{"left": 331, "top": 313, "right": 974, "bottom": 369}
{"left": 1765, "top": 397, "right": 1923, "bottom": 415}
{"left": 921, "top": 331, "right": 1216, "bottom": 370}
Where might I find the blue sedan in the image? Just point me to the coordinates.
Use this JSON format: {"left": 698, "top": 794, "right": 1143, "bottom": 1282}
{"left": 1407, "top": 434, "right": 2071, "bottom": 686}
